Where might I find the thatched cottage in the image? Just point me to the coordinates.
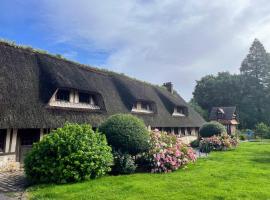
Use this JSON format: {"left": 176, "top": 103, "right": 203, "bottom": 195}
{"left": 0, "top": 41, "right": 205, "bottom": 167}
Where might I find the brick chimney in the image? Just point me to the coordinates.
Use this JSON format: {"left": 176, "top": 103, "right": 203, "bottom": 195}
{"left": 163, "top": 82, "right": 173, "bottom": 93}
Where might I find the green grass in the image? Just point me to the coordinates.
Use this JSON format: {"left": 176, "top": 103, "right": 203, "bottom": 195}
{"left": 28, "top": 141, "right": 270, "bottom": 200}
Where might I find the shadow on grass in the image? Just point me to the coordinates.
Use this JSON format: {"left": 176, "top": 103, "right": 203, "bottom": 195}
{"left": 251, "top": 151, "right": 270, "bottom": 163}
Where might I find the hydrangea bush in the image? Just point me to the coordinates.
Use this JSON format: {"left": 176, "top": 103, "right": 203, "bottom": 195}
{"left": 199, "top": 133, "right": 239, "bottom": 153}
{"left": 144, "top": 130, "right": 196, "bottom": 173}
{"left": 24, "top": 123, "right": 113, "bottom": 184}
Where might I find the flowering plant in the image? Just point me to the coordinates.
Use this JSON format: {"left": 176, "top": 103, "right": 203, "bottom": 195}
{"left": 145, "top": 129, "right": 196, "bottom": 173}
{"left": 199, "top": 133, "right": 239, "bottom": 153}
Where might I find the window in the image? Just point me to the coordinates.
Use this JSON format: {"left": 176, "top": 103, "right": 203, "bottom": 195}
{"left": 173, "top": 106, "right": 186, "bottom": 116}
{"left": 141, "top": 102, "right": 148, "bottom": 110}
{"left": 217, "top": 112, "right": 224, "bottom": 119}
{"left": 0, "top": 130, "right": 7, "bottom": 153}
{"left": 141, "top": 102, "right": 152, "bottom": 111}
{"left": 56, "top": 89, "right": 70, "bottom": 102}
{"left": 132, "top": 101, "right": 154, "bottom": 113}
{"left": 79, "top": 92, "right": 90, "bottom": 104}
{"left": 177, "top": 107, "right": 184, "bottom": 114}
{"left": 181, "top": 128, "right": 185, "bottom": 135}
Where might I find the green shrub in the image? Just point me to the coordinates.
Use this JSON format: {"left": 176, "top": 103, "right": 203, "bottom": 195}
{"left": 99, "top": 114, "right": 150, "bottom": 155}
{"left": 255, "top": 122, "right": 270, "bottom": 139}
{"left": 239, "top": 134, "right": 247, "bottom": 141}
{"left": 190, "top": 139, "right": 200, "bottom": 148}
{"left": 24, "top": 123, "right": 113, "bottom": 184}
{"left": 111, "top": 151, "right": 137, "bottom": 175}
{"left": 199, "top": 121, "right": 226, "bottom": 138}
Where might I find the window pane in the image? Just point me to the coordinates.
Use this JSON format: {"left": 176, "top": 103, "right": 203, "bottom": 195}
{"left": 56, "top": 89, "right": 70, "bottom": 101}
{"left": 141, "top": 102, "right": 148, "bottom": 110}
{"left": 79, "top": 92, "right": 90, "bottom": 104}
{"left": 0, "top": 130, "right": 6, "bottom": 153}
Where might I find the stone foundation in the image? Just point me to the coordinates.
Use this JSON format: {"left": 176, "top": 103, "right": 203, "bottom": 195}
{"left": 180, "top": 136, "right": 198, "bottom": 145}
{"left": 0, "top": 154, "right": 20, "bottom": 172}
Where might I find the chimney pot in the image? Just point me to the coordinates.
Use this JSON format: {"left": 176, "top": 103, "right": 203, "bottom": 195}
{"left": 163, "top": 82, "right": 173, "bottom": 93}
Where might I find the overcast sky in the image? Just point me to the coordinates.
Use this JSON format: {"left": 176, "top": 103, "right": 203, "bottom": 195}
{"left": 1, "top": 0, "right": 270, "bottom": 100}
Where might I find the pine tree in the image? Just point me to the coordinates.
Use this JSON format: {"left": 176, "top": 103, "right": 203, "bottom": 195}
{"left": 240, "top": 39, "right": 270, "bottom": 124}
{"left": 240, "top": 39, "right": 270, "bottom": 86}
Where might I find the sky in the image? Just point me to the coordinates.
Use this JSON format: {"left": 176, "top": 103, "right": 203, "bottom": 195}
{"left": 1, "top": 0, "right": 270, "bottom": 100}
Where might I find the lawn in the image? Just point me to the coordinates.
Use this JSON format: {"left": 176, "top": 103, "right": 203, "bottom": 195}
{"left": 28, "top": 141, "right": 270, "bottom": 200}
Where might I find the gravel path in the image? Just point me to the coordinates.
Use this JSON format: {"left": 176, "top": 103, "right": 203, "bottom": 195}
{"left": 0, "top": 171, "right": 27, "bottom": 200}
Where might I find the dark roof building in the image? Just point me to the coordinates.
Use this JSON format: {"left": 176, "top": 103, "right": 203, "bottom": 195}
{"left": 0, "top": 41, "right": 205, "bottom": 167}
{"left": 209, "top": 106, "right": 239, "bottom": 134}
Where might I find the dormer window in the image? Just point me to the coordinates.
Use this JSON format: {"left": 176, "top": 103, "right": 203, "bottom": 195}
{"left": 56, "top": 89, "right": 70, "bottom": 102}
{"left": 49, "top": 88, "right": 102, "bottom": 111}
{"left": 172, "top": 106, "right": 187, "bottom": 117}
{"left": 79, "top": 92, "right": 97, "bottom": 105}
{"left": 217, "top": 108, "right": 225, "bottom": 119}
{"left": 132, "top": 101, "right": 154, "bottom": 114}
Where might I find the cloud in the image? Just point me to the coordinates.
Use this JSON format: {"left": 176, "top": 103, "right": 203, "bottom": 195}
{"left": 38, "top": 0, "right": 270, "bottom": 100}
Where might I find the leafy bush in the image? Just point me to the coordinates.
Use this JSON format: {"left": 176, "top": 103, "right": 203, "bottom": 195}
{"left": 190, "top": 139, "right": 200, "bottom": 148}
{"left": 255, "top": 122, "right": 270, "bottom": 139}
{"left": 24, "top": 123, "right": 113, "bottom": 184}
{"left": 143, "top": 130, "right": 196, "bottom": 173}
{"left": 199, "top": 133, "right": 239, "bottom": 153}
{"left": 99, "top": 114, "right": 150, "bottom": 155}
{"left": 199, "top": 121, "right": 226, "bottom": 138}
{"left": 239, "top": 134, "right": 247, "bottom": 141}
{"left": 111, "top": 151, "right": 137, "bottom": 175}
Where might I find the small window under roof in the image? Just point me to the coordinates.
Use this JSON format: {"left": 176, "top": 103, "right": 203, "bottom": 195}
{"left": 132, "top": 101, "right": 155, "bottom": 114}
{"left": 56, "top": 89, "right": 70, "bottom": 102}
{"left": 172, "top": 106, "right": 187, "bottom": 117}
{"left": 79, "top": 92, "right": 90, "bottom": 104}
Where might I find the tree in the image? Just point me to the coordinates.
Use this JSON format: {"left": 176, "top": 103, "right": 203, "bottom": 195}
{"left": 240, "top": 39, "right": 270, "bottom": 86}
{"left": 240, "top": 39, "right": 270, "bottom": 125}
{"left": 188, "top": 98, "right": 208, "bottom": 121}
{"left": 255, "top": 122, "right": 270, "bottom": 139}
{"left": 193, "top": 72, "right": 242, "bottom": 111}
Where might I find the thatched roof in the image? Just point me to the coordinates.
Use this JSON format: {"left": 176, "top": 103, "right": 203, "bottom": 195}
{"left": 209, "top": 106, "right": 237, "bottom": 121}
{"left": 0, "top": 41, "right": 205, "bottom": 129}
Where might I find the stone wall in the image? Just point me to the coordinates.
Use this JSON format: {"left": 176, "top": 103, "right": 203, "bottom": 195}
{"left": 0, "top": 154, "right": 20, "bottom": 172}
{"left": 180, "top": 135, "right": 198, "bottom": 145}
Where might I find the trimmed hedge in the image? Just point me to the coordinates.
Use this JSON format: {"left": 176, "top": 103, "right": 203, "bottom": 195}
{"left": 199, "top": 121, "right": 226, "bottom": 138}
{"left": 99, "top": 114, "right": 150, "bottom": 155}
{"left": 24, "top": 123, "right": 113, "bottom": 184}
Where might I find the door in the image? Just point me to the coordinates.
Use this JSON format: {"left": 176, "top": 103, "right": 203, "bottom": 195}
{"left": 18, "top": 129, "right": 40, "bottom": 163}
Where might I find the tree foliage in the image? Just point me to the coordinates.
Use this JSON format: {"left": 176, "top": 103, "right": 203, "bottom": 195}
{"left": 193, "top": 39, "right": 270, "bottom": 129}
{"left": 255, "top": 123, "right": 270, "bottom": 139}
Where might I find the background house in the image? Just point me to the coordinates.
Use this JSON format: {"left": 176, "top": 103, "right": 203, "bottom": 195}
{"left": 209, "top": 106, "right": 239, "bottom": 134}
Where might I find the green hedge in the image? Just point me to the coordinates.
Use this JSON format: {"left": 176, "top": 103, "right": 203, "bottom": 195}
{"left": 99, "top": 114, "right": 150, "bottom": 155}
{"left": 199, "top": 121, "right": 226, "bottom": 138}
{"left": 24, "top": 123, "right": 113, "bottom": 184}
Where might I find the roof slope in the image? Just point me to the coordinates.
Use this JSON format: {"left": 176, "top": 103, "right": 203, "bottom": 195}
{"left": 0, "top": 41, "right": 205, "bottom": 128}
{"left": 209, "top": 106, "right": 237, "bottom": 121}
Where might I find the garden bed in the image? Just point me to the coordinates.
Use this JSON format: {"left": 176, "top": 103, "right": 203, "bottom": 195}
{"left": 27, "top": 140, "right": 270, "bottom": 200}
